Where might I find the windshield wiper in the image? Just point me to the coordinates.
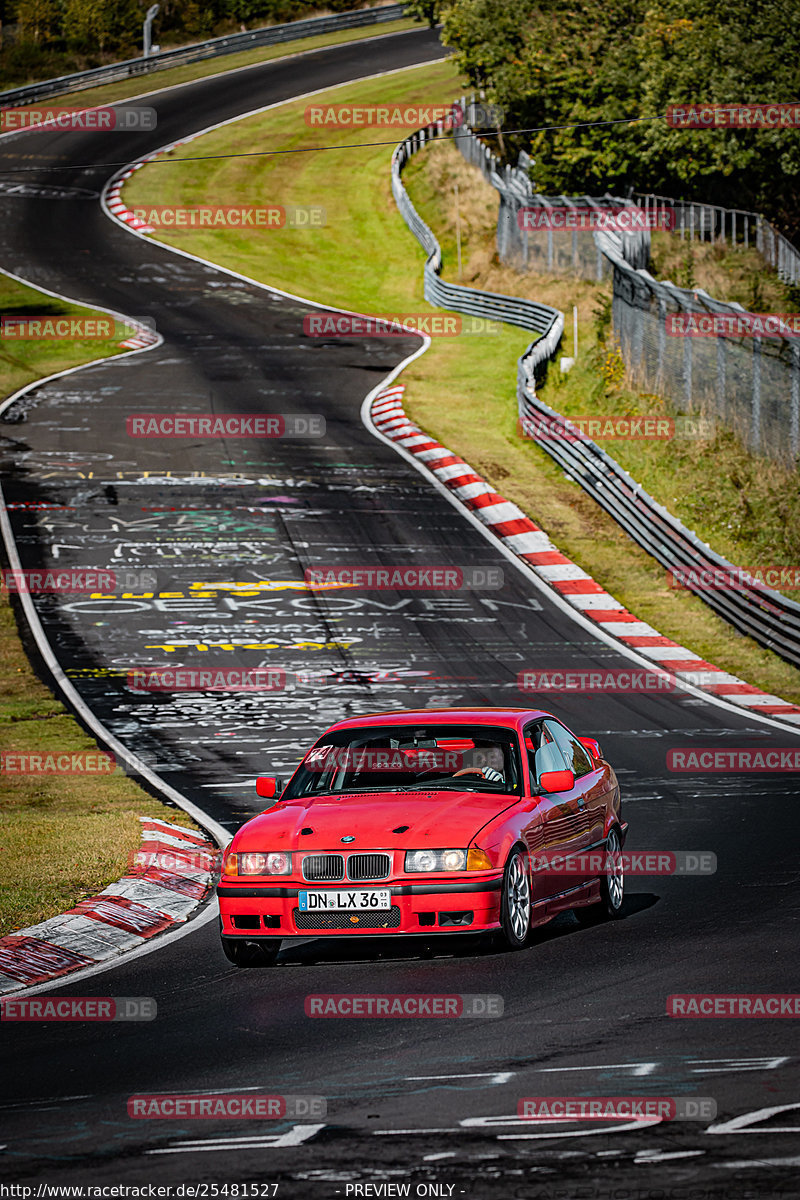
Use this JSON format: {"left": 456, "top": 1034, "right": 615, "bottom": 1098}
{"left": 398, "top": 780, "right": 510, "bottom": 792}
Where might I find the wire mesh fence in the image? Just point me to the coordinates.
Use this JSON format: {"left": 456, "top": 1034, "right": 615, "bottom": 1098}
{"left": 454, "top": 127, "right": 800, "bottom": 469}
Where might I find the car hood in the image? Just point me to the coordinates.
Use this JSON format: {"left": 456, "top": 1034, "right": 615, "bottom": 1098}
{"left": 233, "top": 789, "right": 517, "bottom": 850}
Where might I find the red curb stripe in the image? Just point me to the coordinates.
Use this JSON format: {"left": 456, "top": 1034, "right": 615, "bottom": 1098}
{"left": 619, "top": 635, "right": 681, "bottom": 648}
{"left": 70, "top": 896, "right": 173, "bottom": 938}
{"left": 464, "top": 492, "right": 505, "bottom": 510}
{"left": 552, "top": 579, "right": 607, "bottom": 595}
{"left": 495, "top": 519, "right": 542, "bottom": 538}
{"left": 140, "top": 820, "right": 208, "bottom": 845}
{"left": 524, "top": 551, "right": 572, "bottom": 566}
{"left": 0, "top": 936, "right": 94, "bottom": 984}
{"left": 590, "top": 610, "right": 640, "bottom": 622}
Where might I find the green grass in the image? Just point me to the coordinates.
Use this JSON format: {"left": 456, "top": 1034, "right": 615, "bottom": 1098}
{"left": 0, "top": 592, "right": 204, "bottom": 938}
{"left": 649, "top": 230, "right": 800, "bottom": 314}
{"left": 118, "top": 63, "right": 800, "bottom": 707}
{"left": 0, "top": 270, "right": 204, "bottom": 936}
{"left": 0, "top": 273, "right": 145, "bottom": 400}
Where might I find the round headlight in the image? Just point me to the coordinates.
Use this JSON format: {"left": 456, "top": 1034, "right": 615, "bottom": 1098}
{"left": 266, "top": 851, "right": 290, "bottom": 874}
{"left": 410, "top": 850, "right": 437, "bottom": 872}
{"left": 442, "top": 849, "right": 464, "bottom": 871}
{"left": 240, "top": 852, "right": 267, "bottom": 875}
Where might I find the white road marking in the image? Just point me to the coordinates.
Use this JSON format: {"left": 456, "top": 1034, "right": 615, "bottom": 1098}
{"left": 147, "top": 1124, "right": 325, "bottom": 1153}
{"left": 688, "top": 1057, "right": 790, "bottom": 1073}
{"left": 716, "top": 1156, "right": 800, "bottom": 1168}
{"left": 458, "top": 1114, "right": 664, "bottom": 1138}
{"left": 634, "top": 1150, "right": 705, "bottom": 1163}
{"left": 538, "top": 1062, "right": 659, "bottom": 1077}
{"left": 706, "top": 1102, "right": 800, "bottom": 1135}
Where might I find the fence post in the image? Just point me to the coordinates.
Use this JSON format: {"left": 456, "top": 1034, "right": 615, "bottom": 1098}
{"left": 751, "top": 336, "right": 762, "bottom": 452}
{"left": 657, "top": 295, "right": 666, "bottom": 393}
{"left": 683, "top": 322, "right": 692, "bottom": 409}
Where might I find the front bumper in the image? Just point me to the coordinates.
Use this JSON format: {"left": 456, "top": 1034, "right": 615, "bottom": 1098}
{"left": 217, "top": 875, "right": 503, "bottom": 937}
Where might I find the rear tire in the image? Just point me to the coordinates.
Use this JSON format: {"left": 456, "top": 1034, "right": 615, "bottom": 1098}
{"left": 574, "top": 827, "right": 625, "bottom": 924}
{"left": 221, "top": 937, "right": 281, "bottom": 967}
{"left": 498, "top": 846, "right": 531, "bottom": 950}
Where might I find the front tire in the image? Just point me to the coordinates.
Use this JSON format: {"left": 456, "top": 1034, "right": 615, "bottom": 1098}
{"left": 221, "top": 937, "right": 281, "bottom": 967}
{"left": 575, "top": 826, "right": 625, "bottom": 924}
{"left": 498, "top": 846, "right": 532, "bottom": 950}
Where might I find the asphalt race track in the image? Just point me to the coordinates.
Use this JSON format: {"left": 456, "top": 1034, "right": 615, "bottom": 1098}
{"left": 1, "top": 26, "right": 799, "bottom": 1199}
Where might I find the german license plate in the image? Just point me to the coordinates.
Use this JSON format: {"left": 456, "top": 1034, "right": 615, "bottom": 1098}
{"left": 298, "top": 889, "right": 391, "bottom": 912}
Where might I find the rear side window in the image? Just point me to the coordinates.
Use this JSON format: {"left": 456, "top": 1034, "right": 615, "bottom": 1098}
{"left": 544, "top": 719, "right": 594, "bottom": 779}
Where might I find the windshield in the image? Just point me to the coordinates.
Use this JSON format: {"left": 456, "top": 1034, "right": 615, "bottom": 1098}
{"left": 282, "top": 723, "right": 523, "bottom": 799}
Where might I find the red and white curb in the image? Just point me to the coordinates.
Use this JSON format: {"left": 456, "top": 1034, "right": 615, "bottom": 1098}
{"left": 0, "top": 818, "right": 217, "bottom": 994}
{"left": 119, "top": 323, "right": 159, "bottom": 350}
{"left": 370, "top": 385, "right": 800, "bottom": 726}
{"left": 106, "top": 160, "right": 165, "bottom": 350}
{"left": 106, "top": 143, "right": 190, "bottom": 240}
{"left": 106, "top": 158, "right": 158, "bottom": 235}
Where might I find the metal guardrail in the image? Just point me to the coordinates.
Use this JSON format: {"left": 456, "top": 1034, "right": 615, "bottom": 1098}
{"left": 391, "top": 119, "right": 563, "bottom": 372}
{"left": 0, "top": 4, "right": 406, "bottom": 106}
{"left": 516, "top": 386, "right": 800, "bottom": 668}
{"left": 393, "top": 114, "right": 800, "bottom": 669}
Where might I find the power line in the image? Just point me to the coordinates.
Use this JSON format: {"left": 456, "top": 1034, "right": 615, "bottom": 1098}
{"left": 0, "top": 104, "right": 796, "bottom": 177}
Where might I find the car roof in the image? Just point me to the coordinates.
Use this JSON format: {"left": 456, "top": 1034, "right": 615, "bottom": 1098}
{"left": 327, "top": 707, "right": 552, "bottom": 733}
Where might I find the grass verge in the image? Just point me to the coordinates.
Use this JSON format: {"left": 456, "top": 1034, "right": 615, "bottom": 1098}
{"left": 0, "top": 270, "right": 202, "bottom": 937}
{"left": 119, "top": 62, "right": 800, "bottom": 706}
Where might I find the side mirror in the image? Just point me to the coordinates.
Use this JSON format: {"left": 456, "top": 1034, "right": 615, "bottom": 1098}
{"left": 255, "top": 776, "right": 284, "bottom": 799}
{"left": 538, "top": 768, "right": 575, "bottom": 794}
{"left": 578, "top": 737, "right": 603, "bottom": 762}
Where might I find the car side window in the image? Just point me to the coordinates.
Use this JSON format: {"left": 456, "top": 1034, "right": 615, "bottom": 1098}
{"left": 524, "top": 721, "right": 568, "bottom": 789}
{"left": 544, "top": 719, "right": 594, "bottom": 779}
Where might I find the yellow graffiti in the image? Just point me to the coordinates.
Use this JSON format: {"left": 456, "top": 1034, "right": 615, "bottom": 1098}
{"left": 145, "top": 640, "right": 360, "bottom": 652}
{"left": 188, "top": 580, "right": 355, "bottom": 593}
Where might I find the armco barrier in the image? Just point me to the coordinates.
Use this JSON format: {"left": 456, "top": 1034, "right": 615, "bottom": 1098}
{"left": 391, "top": 114, "right": 564, "bottom": 385}
{"left": 0, "top": 4, "right": 405, "bottom": 107}
{"left": 393, "top": 113, "right": 800, "bottom": 668}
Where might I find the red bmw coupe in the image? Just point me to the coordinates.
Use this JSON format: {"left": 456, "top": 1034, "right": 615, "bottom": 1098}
{"left": 217, "top": 707, "right": 627, "bottom": 966}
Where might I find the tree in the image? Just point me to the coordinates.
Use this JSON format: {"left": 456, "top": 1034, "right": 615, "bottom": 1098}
{"left": 404, "top": 0, "right": 445, "bottom": 29}
{"left": 439, "top": 0, "right": 800, "bottom": 238}
{"left": 16, "top": 0, "right": 62, "bottom": 43}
